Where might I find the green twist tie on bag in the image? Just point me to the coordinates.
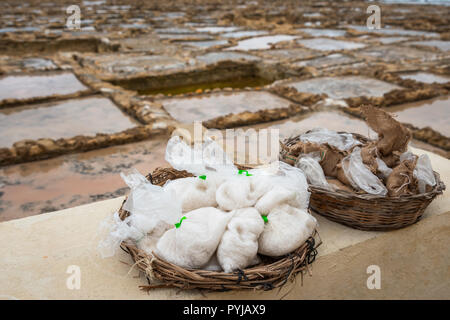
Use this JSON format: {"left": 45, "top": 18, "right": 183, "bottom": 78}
{"left": 175, "top": 216, "right": 186, "bottom": 228}
{"left": 238, "top": 170, "right": 252, "bottom": 176}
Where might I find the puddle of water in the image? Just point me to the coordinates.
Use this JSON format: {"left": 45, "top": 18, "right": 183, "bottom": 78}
{"left": 303, "top": 12, "right": 322, "bottom": 18}
{"left": 0, "top": 72, "right": 88, "bottom": 102}
{"left": 408, "top": 40, "right": 450, "bottom": 51}
{"left": 357, "top": 45, "right": 439, "bottom": 62}
{"left": 21, "top": 58, "right": 58, "bottom": 71}
{"left": 119, "top": 23, "right": 151, "bottom": 29}
{"left": 158, "top": 34, "right": 212, "bottom": 41}
{"left": 375, "top": 37, "right": 409, "bottom": 44}
{"left": 161, "top": 91, "right": 292, "bottom": 123}
{"left": 92, "top": 54, "right": 193, "bottom": 74}
{"left": 294, "top": 53, "right": 357, "bottom": 69}
{"left": 226, "top": 35, "right": 297, "bottom": 51}
{"left": 154, "top": 27, "right": 195, "bottom": 34}
{"left": 0, "top": 26, "right": 40, "bottom": 33}
{"left": 297, "top": 28, "right": 347, "bottom": 37}
{"left": 283, "top": 76, "right": 402, "bottom": 99}
{"left": 387, "top": 96, "right": 450, "bottom": 137}
{"left": 0, "top": 57, "right": 57, "bottom": 73}
{"left": 259, "top": 48, "right": 317, "bottom": 60}
{"left": 222, "top": 30, "right": 269, "bottom": 38}
{"left": 138, "top": 76, "right": 272, "bottom": 96}
{"left": 0, "top": 96, "right": 138, "bottom": 148}
{"left": 398, "top": 72, "right": 450, "bottom": 84}
{"left": 196, "top": 51, "right": 260, "bottom": 64}
{"left": 0, "top": 137, "right": 168, "bottom": 221}
{"left": 346, "top": 25, "right": 439, "bottom": 37}
{"left": 179, "top": 40, "right": 229, "bottom": 48}
{"left": 296, "top": 38, "right": 366, "bottom": 51}
{"left": 195, "top": 26, "right": 240, "bottom": 33}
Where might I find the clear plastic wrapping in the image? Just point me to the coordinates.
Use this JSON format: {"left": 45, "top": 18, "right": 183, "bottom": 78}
{"left": 413, "top": 154, "right": 436, "bottom": 193}
{"left": 295, "top": 153, "right": 331, "bottom": 189}
{"left": 300, "top": 128, "right": 361, "bottom": 151}
{"left": 341, "top": 147, "right": 388, "bottom": 196}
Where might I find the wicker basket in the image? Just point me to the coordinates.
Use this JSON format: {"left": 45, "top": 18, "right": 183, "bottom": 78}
{"left": 118, "top": 167, "right": 321, "bottom": 292}
{"left": 280, "top": 134, "right": 446, "bottom": 231}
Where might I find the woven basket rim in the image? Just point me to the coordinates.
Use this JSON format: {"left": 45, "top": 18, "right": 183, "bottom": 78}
{"left": 118, "top": 166, "right": 321, "bottom": 291}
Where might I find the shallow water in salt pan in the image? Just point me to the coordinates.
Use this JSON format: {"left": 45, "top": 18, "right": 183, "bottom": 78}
{"left": 294, "top": 53, "right": 358, "bottom": 69}
{"left": 296, "top": 38, "right": 366, "bottom": 51}
{"left": 226, "top": 35, "right": 297, "bottom": 51}
{"left": 297, "top": 28, "right": 347, "bottom": 37}
{"left": 398, "top": 72, "right": 450, "bottom": 84}
{"left": 0, "top": 137, "right": 168, "bottom": 221}
{"left": 282, "top": 76, "right": 401, "bottom": 99}
{"left": 0, "top": 96, "right": 138, "bottom": 147}
{"left": 387, "top": 96, "right": 450, "bottom": 137}
{"left": 161, "top": 91, "right": 292, "bottom": 123}
{"left": 0, "top": 72, "right": 88, "bottom": 102}
{"left": 408, "top": 40, "right": 450, "bottom": 51}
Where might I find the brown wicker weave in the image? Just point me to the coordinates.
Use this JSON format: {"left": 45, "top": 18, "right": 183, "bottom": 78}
{"left": 119, "top": 167, "right": 321, "bottom": 291}
{"left": 280, "top": 134, "right": 446, "bottom": 231}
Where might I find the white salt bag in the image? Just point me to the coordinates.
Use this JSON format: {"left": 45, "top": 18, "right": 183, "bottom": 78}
{"left": 255, "top": 185, "right": 297, "bottom": 215}
{"left": 216, "top": 176, "right": 258, "bottom": 211}
{"left": 164, "top": 177, "right": 218, "bottom": 212}
{"left": 156, "top": 207, "right": 233, "bottom": 269}
{"left": 258, "top": 204, "right": 317, "bottom": 257}
{"left": 275, "top": 162, "right": 310, "bottom": 209}
{"left": 217, "top": 208, "right": 265, "bottom": 273}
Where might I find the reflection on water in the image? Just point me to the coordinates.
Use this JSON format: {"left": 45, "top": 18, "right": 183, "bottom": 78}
{"left": 0, "top": 138, "right": 168, "bottom": 221}
{"left": 222, "top": 30, "right": 268, "bottom": 39}
{"left": 161, "top": 91, "right": 292, "bottom": 123}
{"left": 196, "top": 51, "right": 260, "bottom": 64}
{"left": 138, "top": 76, "right": 272, "bottom": 96}
{"left": 409, "top": 40, "right": 450, "bottom": 51}
{"left": 398, "top": 72, "right": 449, "bottom": 84}
{"left": 297, "top": 28, "right": 347, "bottom": 37}
{"left": 226, "top": 35, "right": 297, "bottom": 51}
{"left": 179, "top": 39, "right": 229, "bottom": 48}
{"left": 0, "top": 96, "right": 138, "bottom": 147}
{"left": 296, "top": 38, "right": 366, "bottom": 51}
{"left": 0, "top": 72, "right": 88, "bottom": 102}
{"left": 387, "top": 96, "right": 450, "bottom": 137}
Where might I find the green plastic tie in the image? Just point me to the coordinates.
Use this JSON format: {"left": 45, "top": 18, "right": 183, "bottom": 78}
{"left": 199, "top": 175, "right": 206, "bottom": 180}
{"left": 175, "top": 216, "right": 186, "bottom": 228}
{"left": 238, "top": 169, "right": 252, "bottom": 176}
{"left": 261, "top": 215, "right": 268, "bottom": 223}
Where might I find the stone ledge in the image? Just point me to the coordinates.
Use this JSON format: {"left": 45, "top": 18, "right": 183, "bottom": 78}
{"left": 0, "top": 147, "right": 448, "bottom": 299}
